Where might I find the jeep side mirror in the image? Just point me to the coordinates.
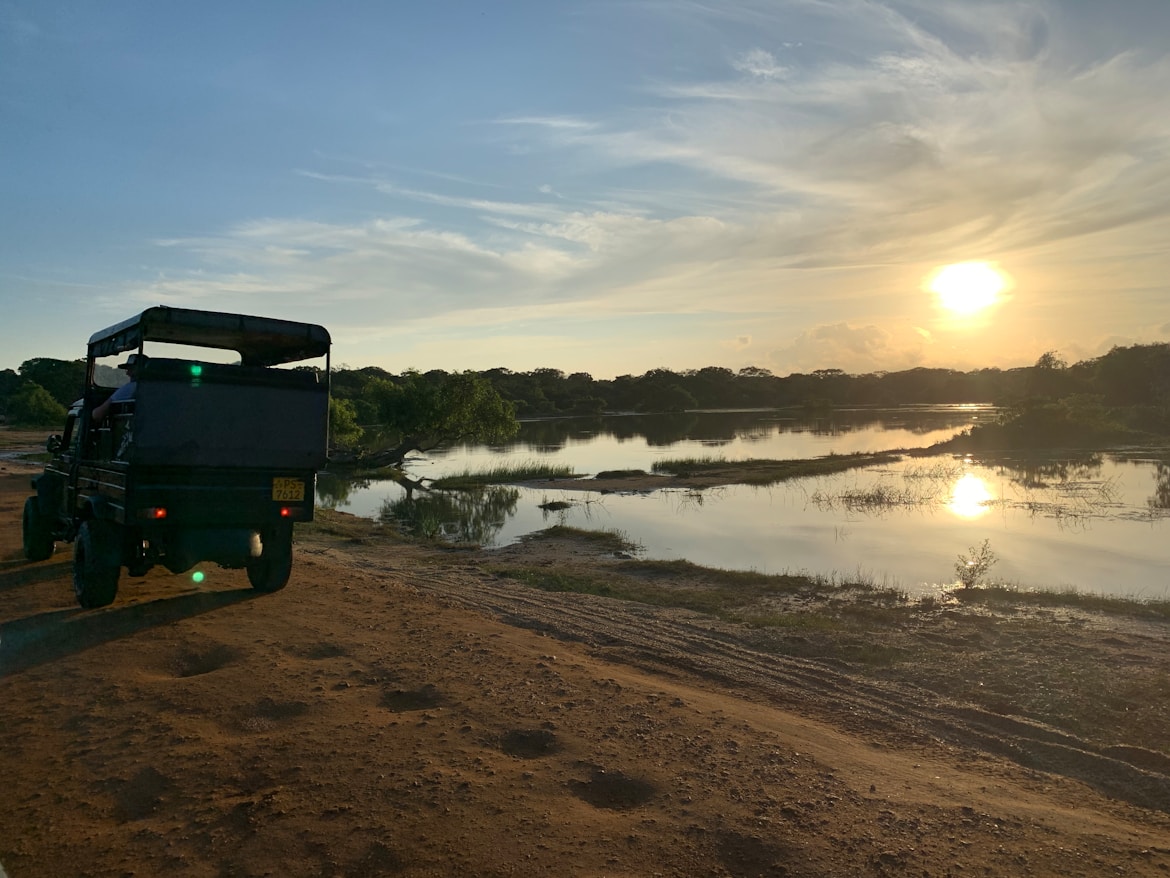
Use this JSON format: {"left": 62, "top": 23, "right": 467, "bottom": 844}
{"left": 46, "top": 435, "right": 62, "bottom": 454}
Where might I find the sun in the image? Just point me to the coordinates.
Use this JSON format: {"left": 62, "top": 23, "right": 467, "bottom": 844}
{"left": 927, "top": 262, "right": 1008, "bottom": 316}
{"left": 946, "top": 473, "right": 994, "bottom": 519}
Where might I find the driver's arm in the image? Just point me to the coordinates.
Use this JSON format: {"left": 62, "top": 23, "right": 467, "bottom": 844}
{"left": 93, "top": 383, "right": 132, "bottom": 422}
{"left": 92, "top": 396, "right": 112, "bottom": 422}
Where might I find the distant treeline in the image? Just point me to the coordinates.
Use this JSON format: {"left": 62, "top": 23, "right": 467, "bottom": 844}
{"left": 328, "top": 343, "right": 1170, "bottom": 425}
{"left": 4, "top": 343, "right": 1170, "bottom": 430}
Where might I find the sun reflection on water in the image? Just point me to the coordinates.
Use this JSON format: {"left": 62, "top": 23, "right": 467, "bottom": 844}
{"left": 947, "top": 473, "right": 994, "bottom": 519}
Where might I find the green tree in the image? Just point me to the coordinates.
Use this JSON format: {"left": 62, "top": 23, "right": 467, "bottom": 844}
{"left": 371, "top": 371, "right": 518, "bottom": 467}
{"left": 1092, "top": 344, "right": 1170, "bottom": 406}
{"left": 7, "top": 382, "right": 67, "bottom": 426}
{"left": 657, "top": 383, "right": 698, "bottom": 412}
{"left": 329, "top": 397, "right": 364, "bottom": 450}
{"left": 1028, "top": 350, "right": 1073, "bottom": 399}
{"left": 18, "top": 358, "right": 86, "bottom": 407}
{"left": 0, "top": 368, "right": 21, "bottom": 417}
{"left": 1034, "top": 350, "right": 1068, "bottom": 371}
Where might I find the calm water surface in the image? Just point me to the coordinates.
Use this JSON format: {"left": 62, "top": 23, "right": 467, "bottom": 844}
{"left": 321, "top": 408, "right": 1170, "bottom": 600}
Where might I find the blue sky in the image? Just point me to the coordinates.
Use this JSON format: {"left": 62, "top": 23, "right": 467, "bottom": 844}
{"left": 3, "top": 0, "right": 1169, "bottom": 377}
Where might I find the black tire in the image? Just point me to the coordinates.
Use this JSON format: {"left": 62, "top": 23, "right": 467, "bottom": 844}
{"left": 73, "top": 520, "right": 121, "bottom": 609}
{"left": 246, "top": 526, "right": 293, "bottom": 593}
{"left": 22, "top": 496, "right": 55, "bottom": 562}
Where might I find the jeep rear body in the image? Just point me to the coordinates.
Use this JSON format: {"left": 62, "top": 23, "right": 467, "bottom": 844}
{"left": 27, "top": 306, "right": 331, "bottom": 605}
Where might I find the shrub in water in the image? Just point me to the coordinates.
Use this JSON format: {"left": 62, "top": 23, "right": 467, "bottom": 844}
{"left": 955, "top": 539, "right": 997, "bottom": 589}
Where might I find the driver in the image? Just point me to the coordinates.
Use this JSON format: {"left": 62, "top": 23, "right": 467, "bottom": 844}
{"left": 92, "top": 353, "right": 147, "bottom": 422}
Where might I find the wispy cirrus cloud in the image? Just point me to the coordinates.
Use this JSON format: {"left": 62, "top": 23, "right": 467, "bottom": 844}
{"left": 506, "top": 1, "right": 1170, "bottom": 268}
{"left": 296, "top": 170, "right": 572, "bottom": 222}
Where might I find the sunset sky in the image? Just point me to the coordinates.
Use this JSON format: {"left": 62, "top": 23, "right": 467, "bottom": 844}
{"left": 3, "top": 1, "right": 1169, "bottom": 378}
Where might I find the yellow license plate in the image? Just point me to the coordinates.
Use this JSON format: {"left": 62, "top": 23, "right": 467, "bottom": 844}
{"left": 272, "top": 478, "right": 305, "bottom": 502}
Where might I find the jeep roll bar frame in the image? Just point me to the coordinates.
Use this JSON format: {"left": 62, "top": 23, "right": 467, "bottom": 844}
{"left": 86, "top": 305, "right": 332, "bottom": 369}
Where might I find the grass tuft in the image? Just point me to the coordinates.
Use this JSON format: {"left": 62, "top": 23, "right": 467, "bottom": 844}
{"left": 432, "top": 461, "right": 578, "bottom": 489}
{"left": 526, "top": 525, "right": 641, "bottom": 553}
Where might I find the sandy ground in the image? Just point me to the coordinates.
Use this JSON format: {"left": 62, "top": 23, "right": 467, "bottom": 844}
{"left": 2, "top": 452, "right": 1170, "bottom": 876}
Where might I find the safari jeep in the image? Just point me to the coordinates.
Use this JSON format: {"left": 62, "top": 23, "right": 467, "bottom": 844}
{"left": 21, "top": 306, "right": 331, "bottom": 608}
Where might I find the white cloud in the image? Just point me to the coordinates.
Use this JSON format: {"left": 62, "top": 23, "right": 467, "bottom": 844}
{"left": 769, "top": 323, "right": 929, "bottom": 374}
{"left": 496, "top": 115, "right": 599, "bottom": 131}
{"left": 732, "top": 48, "right": 789, "bottom": 79}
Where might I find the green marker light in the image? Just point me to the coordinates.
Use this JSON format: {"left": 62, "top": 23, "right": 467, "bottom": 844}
{"left": 192, "top": 571, "right": 205, "bottom": 583}
{"left": 190, "top": 364, "right": 203, "bottom": 377}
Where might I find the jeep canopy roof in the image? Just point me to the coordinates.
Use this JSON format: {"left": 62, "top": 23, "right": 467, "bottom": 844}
{"left": 88, "top": 306, "right": 331, "bottom": 367}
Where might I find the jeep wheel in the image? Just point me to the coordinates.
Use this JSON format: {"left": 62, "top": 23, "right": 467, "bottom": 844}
{"left": 247, "top": 526, "right": 293, "bottom": 593}
{"left": 73, "top": 520, "right": 121, "bottom": 609}
{"left": 22, "top": 496, "right": 55, "bottom": 562}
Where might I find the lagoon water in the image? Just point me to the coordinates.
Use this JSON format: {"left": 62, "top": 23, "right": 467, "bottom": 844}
{"left": 320, "top": 407, "right": 1170, "bottom": 600}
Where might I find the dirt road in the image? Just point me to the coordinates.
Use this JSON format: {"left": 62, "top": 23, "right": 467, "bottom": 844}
{"left": 2, "top": 462, "right": 1169, "bottom": 876}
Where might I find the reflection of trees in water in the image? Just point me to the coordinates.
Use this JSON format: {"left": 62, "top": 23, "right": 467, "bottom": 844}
{"left": 802, "top": 419, "right": 862, "bottom": 437}
{"left": 800, "top": 412, "right": 979, "bottom": 437}
{"left": 638, "top": 414, "right": 701, "bottom": 446}
{"left": 994, "top": 456, "right": 1104, "bottom": 490}
{"left": 517, "top": 418, "right": 603, "bottom": 448}
{"left": 503, "top": 409, "right": 983, "bottom": 451}
{"left": 380, "top": 486, "right": 520, "bottom": 544}
{"left": 352, "top": 410, "right": 990, "bottom": 462}
{"left": 992, "top": 455, "right": 1120, "bottom": 528}
{"left": 316, "top": 473, "right": 371, "bottom": 509}
{"left": 1149, "top": 462, "right": 1170, "bottom": 510}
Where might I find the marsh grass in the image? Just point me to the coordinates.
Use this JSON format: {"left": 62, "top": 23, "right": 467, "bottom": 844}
{"left": 817, "top": 483, "right": 924, "bottom": 510}
{"left": 809, "top": 462, "right": 963, "bottom": 512}
{"left": 432, "top": 461, "right": 578, "bottom": 489}
{"left": 532, "top": 524, "right": 641, "bottom": 552}
{"left": 538, "top": 499, "right": 573, "bottom": 512}
{"left": 901, "top": 461, "right": 965, "bottom": 480}
{"left": 613, "top": 557, "right": 808, "bottom": 587}
{"left": 811, "top": 458, "right": 1121, "bottom": 523}
{"left": 650, "top": 455, "right": 724, "bottom": 474}
{"left": 956, "top": 582, "right": 1170, "bottom": 620}
{"left": 491, "top": 552, "right": 915, "bottom": 652}
{"left": 650, "top": 452, "right": 901, "bottom": 485}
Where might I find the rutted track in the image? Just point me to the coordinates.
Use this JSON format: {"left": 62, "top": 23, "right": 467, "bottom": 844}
{"left": 370, "top": 553, "right": 1170, "bottom": 814}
